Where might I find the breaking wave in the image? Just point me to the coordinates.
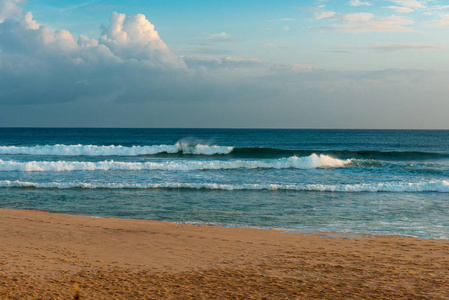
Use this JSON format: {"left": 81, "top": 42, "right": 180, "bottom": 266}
{"left": 0, "top": 142, "right": 234, "bottom": 156}
{"left": 1, "top": 144, "right": 447, "bottom": 159}
{"left": 0, "top": 154, "right": 349, "bottom": 172}
{"left": 1, "top": 180, "right": 448, "bottom": 192}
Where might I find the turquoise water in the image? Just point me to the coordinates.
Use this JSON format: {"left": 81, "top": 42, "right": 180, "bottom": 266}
{"left": 1, "top": 128, "right": 448, "bottom": 239}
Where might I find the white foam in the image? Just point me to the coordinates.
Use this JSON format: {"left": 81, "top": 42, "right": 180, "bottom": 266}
{"left": 0, "top": 143, "right": 234, "bottom": 156}
{"left": 302, "top": 181, "right": 449, "bottom": 192}
{"left": 0, "top": 154, "right": 350, "bottom": 172}
{"left": 1, "top": 180, "right": 448, "bottom": 192}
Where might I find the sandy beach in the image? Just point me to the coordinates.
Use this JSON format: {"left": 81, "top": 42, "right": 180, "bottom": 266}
{"left": 0, "top": 208, "right": 448, "bottom": 299}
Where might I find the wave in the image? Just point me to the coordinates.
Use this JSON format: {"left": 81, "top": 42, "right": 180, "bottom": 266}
{"left": 0, "top": 154, "right": 349, "bottom": 172}
{"left": 1, "top": 180, "right": 448, "bottom": 192}
{"left": 231, "top": 148, "right": 448, "bottom": 160}
{"left": 0, "top": 142, "right": 233, "bottom": 156}
{"left": 1, "top": 143, "right": 447, "bottom": 160}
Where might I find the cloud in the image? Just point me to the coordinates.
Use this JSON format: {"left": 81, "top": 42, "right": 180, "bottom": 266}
{"left": 1, "top": 0, "right": 449, "bottom": 129}
{"left": 424, "top": 5, "right": 449, "bottom": 11}
{"left": 210, "top": 32, "right": 229, "bottom": 38}
{"left": 297, "top": 7, "right": 336, "bottom": 20}
{"left": 425, "top": 14, "right": 449, "bottom": 27}
{"left": 0, "top": 9, "right": 184, "bottom": 69}
{"left": 190, "top": 32, "right": 240, "bottom": 45}
{"left": 258, "top": 43, "right": 294, "bottom": 49}
{"left": 270, "top": 63, "right": 314, "bottom": 72}
{"left": 260, "top": 43, "right": 278, "bottom": 47}
{"left": 0, "top": 0, "right": 25, "bottom": 23}
{"left": 176, "top": 32, "right": 238, "bottom": 57}
{"left": 99, "top": 12, "right": 183, "bottom": 68}
{"left": 321, "top": 13, "right": 414, "bottom": 32}
{"left": 387, "top": 0, "right": 427, "bottom": 9}
{"left": 0, "top": 6, "right": 188, "bottom": 105}
{"left": 297, "top": 6, "right": 414, "bottom": 32}
{"left": 386, "top": 6, "right": 415, "bottom": 13}
{"left": 183, "top": 57, "right": 263, "bottom": 70}
{"left": 173, "top": 48, "right": 231, "bottom": 56}
{"left": 196, "top": 32, "right": 231, "bottom": 40}
{"left": 1, "top": 11, "right": 78, "bottom": 54}
{"left": 369, "top": 43, "right": 448, "bottom": 53}
{"left": 349, "top": 0, "right": 372, "bottom": 6}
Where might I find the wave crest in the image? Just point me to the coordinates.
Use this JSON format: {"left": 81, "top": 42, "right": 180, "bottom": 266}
{"left": 0, "top": 143, "right": 234, "bottom": 156}
{"left": 0, "top": 154, "right": 349, "bottom": 172}
{"left": 1, "top": 180, "right": 448, "bottom": 192}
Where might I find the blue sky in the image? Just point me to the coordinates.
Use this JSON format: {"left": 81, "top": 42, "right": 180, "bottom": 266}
{"left": 24, "top": 0, "right": 449, "bottom": 70}
{"left": 0, "top": 0, "right": 449, "bottom": 128}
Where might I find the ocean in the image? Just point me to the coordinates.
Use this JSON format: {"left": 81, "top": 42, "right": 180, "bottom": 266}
{"left": 0, "top": 128, "right": 448, "bottom": 240}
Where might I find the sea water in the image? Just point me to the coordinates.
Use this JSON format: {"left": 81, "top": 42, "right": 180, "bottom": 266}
{"left": 0, "top": 128, "right": 448, "bottom": 239}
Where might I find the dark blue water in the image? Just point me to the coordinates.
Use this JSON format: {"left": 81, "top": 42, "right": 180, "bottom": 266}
{"left": 0, "top": 128, "right": 448, "bottom": 239}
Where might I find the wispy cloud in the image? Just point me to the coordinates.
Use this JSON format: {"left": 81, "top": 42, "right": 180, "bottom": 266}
{"left": 258, "top": 43, "right": 294, "bottom": 49}
{"left": 173, "top": 48, "right": 231, "bottom": 56}
{"left": 425, "top": 14, "right": 449, "bottom": 27}
{"left": 210, "top": 32, "right": 229, "bottom": 38}
{"left": 58, "top": 1, "right": 100, "bottom": 12}
{"left": 370, "top": 43, "right": 448, "bottom": 53}
{"left": 198, "top": 32, "right": 242, "bottom": 43}
{"left": 424, "top": 5, "right": 449, "bottom": 11}
{"left": 182, "top": 56, "right": 263, "bottom": 71}
{"left": 270, "top": 63, "right": 314, "bottom": 72}
{"left": 387, "top": 0, "right": 427, "bottom": 9}
{"left": 386, "top": 6, "right": 414, "bottom": 13}
{"left": 323, "top": 14, "right": 412, "bottom": 32}
{"left": 349, "top": 0, "right": 372, "bottom": 7}
{"left": 297, "top": 6, "right": 336, "bottom": 20}
{"left": 298, "top": 6, "right": 415, "bottom": 32}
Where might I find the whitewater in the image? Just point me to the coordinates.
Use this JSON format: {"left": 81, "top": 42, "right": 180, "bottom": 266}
{"left": 0, "top": 142, "right": 234, "bottom": 156}
{"left": 1, "top": 128, "right": 449, "bottom": 240}
{"left": 0, "top": 154, "right": 349, "bottom": 172}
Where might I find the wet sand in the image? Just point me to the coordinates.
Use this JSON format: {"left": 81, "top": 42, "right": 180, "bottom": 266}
{"left": 1, "top": 208, "right": 449, "bottom": 299}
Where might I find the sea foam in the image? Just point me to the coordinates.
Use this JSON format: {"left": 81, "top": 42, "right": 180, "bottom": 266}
{"left": 0, "top": 142, "right": 234, "bottom": 156}
{"left": 1, "top": 180, "right": 448, "bottom": 192}
{"left": 0, "top": 154, "right": 349, "bottom": 172}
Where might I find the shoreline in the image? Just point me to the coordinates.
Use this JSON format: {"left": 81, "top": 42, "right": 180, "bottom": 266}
{"left": 3, "top": 207, "right": 441, "bottom": 241}
{"left": 1, "top": 208, "right": 449, "bottom": 299}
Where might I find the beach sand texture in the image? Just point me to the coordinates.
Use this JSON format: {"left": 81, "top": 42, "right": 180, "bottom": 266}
{"left": 1, "top": 208, "right": 449, "bottom": 299}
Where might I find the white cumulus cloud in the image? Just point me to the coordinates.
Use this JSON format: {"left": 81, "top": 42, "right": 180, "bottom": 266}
{"left": 0, "top": 3, "right": 188, "bottom": 105}
{"left": 0, "top": 0, "right": 25, "bottom": 23}
{"left": 99, "top": 12, "right": 183, "bottom": 68}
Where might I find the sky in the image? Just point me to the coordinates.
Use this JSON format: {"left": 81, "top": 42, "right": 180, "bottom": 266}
{"left": 0, "top": 0, "right": 448, "bottom": 128}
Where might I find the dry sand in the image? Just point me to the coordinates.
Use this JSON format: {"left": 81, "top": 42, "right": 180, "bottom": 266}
{"left": 1, "top": 208, "right": 449, "bottom": 299}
